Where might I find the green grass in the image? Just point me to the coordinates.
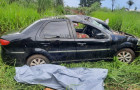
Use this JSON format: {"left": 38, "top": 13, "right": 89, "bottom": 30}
{"left": 0, "top": 1, "right": 60, "bottom": 36}
{"left": 0, "top": 55, "right": 45, "bottom": 90}
{"left": 0, "top": 1, "right": 140, "bottom": 89}
{"left": 0, "top": 2, "right": 40, "bottom": 36}
{"left": 63, "top": 58, "right": 140, "bottom": 89}
{"left": 90, "top": 11, "right": 140, "bottom": 37}
{"left": 0, "top": 55, "right": 140, "bottom": 90}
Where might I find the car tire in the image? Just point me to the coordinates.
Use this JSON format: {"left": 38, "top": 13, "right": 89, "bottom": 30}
{"left": 116, "top": 48, "right": 135, "bottom": 63}
{"left": 27, "top": 54, "right": 50, "bottom": 66}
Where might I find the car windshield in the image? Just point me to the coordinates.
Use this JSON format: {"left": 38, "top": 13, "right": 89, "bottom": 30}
{"left": 89, "top": 18, "right": 112, "bottom": 33}
{"left": 92, "top": 20, "right": 106, "bottom": 29}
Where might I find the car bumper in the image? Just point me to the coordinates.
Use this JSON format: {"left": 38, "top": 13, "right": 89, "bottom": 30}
{"left": 1, "top": 46, "right": 26, "bottom": 66}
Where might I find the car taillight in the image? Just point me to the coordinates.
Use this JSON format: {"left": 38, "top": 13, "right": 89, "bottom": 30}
{"left": 0, "top": 39, "right": 10, "bottom": 45}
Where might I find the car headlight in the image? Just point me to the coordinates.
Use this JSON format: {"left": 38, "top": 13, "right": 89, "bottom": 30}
{"left": 137, "top": 39, "right": 140, "bottom": 45}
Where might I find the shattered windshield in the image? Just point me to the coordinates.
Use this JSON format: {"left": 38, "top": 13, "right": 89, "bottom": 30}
{"left": 92, "top": 20, "right": 106, "bottom": 29}
{"left": 88, "top": 17, "right": 112, "bottom": 33}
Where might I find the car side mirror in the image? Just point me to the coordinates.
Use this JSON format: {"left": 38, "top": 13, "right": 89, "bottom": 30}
{"left": 96, "top": 33, "right": 106, "bottom": 39}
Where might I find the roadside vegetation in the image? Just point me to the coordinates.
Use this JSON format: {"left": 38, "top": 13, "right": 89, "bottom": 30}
{"left": 0, "top": 0, "right": 64, "bottom": 36}
{"left": 91, "top": 10, "right": 140, "bottom": 37}
{"left": 0, "top": 0, "right": 140, "bottom": 90}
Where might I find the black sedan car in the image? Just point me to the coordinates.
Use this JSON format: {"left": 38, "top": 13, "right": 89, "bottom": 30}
{"left": 0, "top": 15, "right": 140, "bottom": 66}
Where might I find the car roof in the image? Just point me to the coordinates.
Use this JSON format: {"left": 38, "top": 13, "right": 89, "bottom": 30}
{"left": 39, "top": 15, "right": 110, "bottom": 31}
{"left": 65, "top": 15, "right": 108, "bottom": 25}
{"left": 42, "top": 15, "right": 107, "bottom": 25}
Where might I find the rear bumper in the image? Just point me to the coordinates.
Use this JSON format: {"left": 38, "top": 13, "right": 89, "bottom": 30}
{"left": 1, "top": 46, "right": 26, "bottom": 66}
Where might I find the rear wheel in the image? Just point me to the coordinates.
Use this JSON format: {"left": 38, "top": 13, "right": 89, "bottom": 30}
{"left": 116, "top": 48, "right": 135, "bottom": 63}
{"left": 27, "top": 54, "right": 50, "bottom": 66}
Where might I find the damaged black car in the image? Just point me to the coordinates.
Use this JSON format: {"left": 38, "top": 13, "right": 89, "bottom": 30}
{"left": 0, "top": 15, "right": 140, "bottom": 66}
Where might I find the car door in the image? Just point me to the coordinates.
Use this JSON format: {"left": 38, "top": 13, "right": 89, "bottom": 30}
{"left": 73, "top": 25, "right": 112, "bottom": 60}
{"left": 36, "top": 19, "right": 76, "bottom": 62}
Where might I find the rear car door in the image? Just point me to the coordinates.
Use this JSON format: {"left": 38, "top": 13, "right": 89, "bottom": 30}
{"left": 36, "top": 19, "right": 76, "bottom": 62}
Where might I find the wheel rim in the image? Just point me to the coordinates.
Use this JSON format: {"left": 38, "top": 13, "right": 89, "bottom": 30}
{"left": 117, "top": 51, "right": 132, "bottom": 63}
{"left": 30, "top": 58, "right": 46, "bottom": 66}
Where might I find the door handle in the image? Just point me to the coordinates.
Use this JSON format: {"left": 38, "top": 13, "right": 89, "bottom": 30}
{"left": 77, "top": 43, "right": 86, "bottom": 46}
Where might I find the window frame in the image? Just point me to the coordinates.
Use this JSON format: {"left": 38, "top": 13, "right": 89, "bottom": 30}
{"left": 72, "top": 22, "right": 110, "bottom": 40}
{"left": 39, "top": 19, "right": 73, "bottom": 39}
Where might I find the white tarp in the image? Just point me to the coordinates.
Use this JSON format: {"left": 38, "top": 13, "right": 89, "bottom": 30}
{"left": 14, "top": 64, "right": 108, "bottom": 90}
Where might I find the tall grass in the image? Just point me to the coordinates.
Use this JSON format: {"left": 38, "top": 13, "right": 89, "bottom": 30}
{"left": 0, "top": 2, "right": 40, "bottom": 36}
{"left": 0, "top": 0, "right": 63, "bottom": 36}
{"left": 90, "top": 11, "right": 140, "bottom": 37}
{"left": 63, "top": 57, "right": 140, "bottom": 89}
{"left": 0, "top": 1, "right": 140, "bottom": 89}
{"left": 0, "top": 1, "right": 63, "bottom": 89}
{"left": 0, "top": 54, "right": 139, "bottom": 89}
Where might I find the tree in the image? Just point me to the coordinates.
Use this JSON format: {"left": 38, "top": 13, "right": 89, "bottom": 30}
{"left": 80, "top": 0, "right": 102, "bottom": 7}
{"left": 25, "top": 0, "right": 31, "bottom": 4}
{"left": 86, "top": 2, "right": 101, "bottom": 14}
{"left": 55, "top": 0, "right": 64, "bottom": 7}
{"left": 37, "top": 0, "right": 53, "bottom": 13}
{"left": 54, "top": 0, "right": 64, "bottom": 14}
{"left": 111, "top": 0, "right": 115, "bottom": 12}
{"left": 135, "top": 7, "right": 137, "bottom": 11}
{"left": 127, "top": 0, "right": 134, "bottom": 10}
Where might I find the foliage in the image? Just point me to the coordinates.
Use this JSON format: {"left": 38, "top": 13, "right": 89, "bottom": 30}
{"left": 127, "top": 0, "right": 134, "bottom": 9}
{"left": 0, "top": 52, "right": 140, "bottom": 90}
{"left": 54, "top": 0, "right": 65, "bottom": 14}
{"left": 90, "top": 10, "right": 140, "bottom": 37}
{"left": 111, "top": 0, "right": 115, "bottom": 11}
{"left": 0, "top": 0, "right": 140, "bottom": 90}
{"left": 55, "top": 0, "right": 64, "bottom": 6}
{"left": 0, "top": 0, "right": 64, "bottom": 36}
{"left": 86, "top": 2, "right": 101, "bottom": 14}
{"left": 37, "top": 0, "right": 64, "bottom": 14}
{"left": 62, "top": 57, "right": 140, "bottom": 89}
{"left": 80, "top": 0, "right": 102, "bottom": 7}
{"left": 65, "top": 2, "right": 102, "bottom": 15}
{"left": 0, "top": 58, "right": 45, "bottom": 89}
{"left": 37, "top": 0, "right": 51, "bottom": 13}
{"left": 0, "top": 3, "right": 40, "bottom": 36}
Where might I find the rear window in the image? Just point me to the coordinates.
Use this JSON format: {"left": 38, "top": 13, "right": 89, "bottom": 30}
{"left": 40, "top": 21, "right": 71, "bottom": 39}
{"left": 21, "top": 20, "right": 45, "bottom": 34}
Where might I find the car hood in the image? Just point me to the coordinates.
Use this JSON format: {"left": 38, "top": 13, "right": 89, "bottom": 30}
{"left": 111, "top": 31, "right": 138, "bottom": 45}
{"left": 111, "top": 30, "right": 136, "bottom": 38}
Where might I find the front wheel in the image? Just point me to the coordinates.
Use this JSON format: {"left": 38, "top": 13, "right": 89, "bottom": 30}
{"left": 27, "top": 54, "right": 50, "bottom": 66}
{"left": 116, "top": 48, "right": 135, "bottom": 63}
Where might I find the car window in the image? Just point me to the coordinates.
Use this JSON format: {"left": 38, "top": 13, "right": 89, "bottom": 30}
{"left": 40, "top": 21, "right": 71, "bottom": 39}
{"left": 73, "top": 22, "right": 108, "bottom": 39}
{"left": 74, "top": 22, "right": 85, "bottom": 29}
{"left": 21, "top": 20, "right": 45, "bottom": 34}
{"left": 89, "top": 18, "right": 112, "bottom": 34}
{"left": 86, "top": 26, "right": 108, "bottom": 39}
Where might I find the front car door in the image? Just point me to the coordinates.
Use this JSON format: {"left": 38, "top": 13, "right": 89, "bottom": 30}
{"left": 36, "top": 19, "right": 76, "bottom": 62}
{"left": 72, "top": 24, "right": 112, "bottom": 60}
